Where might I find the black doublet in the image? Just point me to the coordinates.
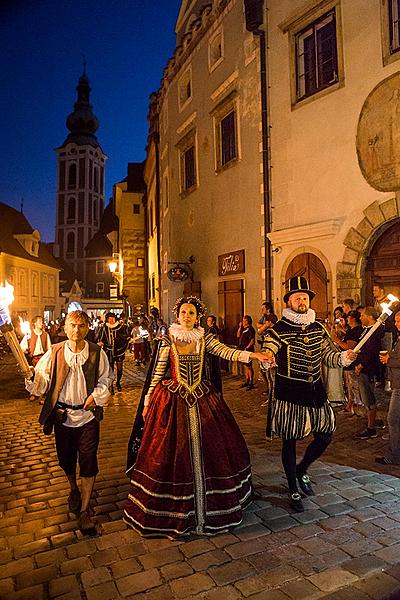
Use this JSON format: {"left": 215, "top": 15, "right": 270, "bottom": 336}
{"left": 264, "top": 317, "right": 341, "bottom": 408}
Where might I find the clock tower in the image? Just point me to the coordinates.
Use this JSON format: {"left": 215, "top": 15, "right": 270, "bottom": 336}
{"left": 55, "top": 67, "right": 107, "bottom": 287}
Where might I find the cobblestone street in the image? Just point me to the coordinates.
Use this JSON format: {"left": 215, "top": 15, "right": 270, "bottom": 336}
{"left": 1, "top": 353, "right": 400, "bottom": 599}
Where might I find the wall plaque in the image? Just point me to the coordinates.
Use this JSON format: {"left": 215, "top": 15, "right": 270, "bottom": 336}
{"left": 218, "top": 249, "right": 245, "bottom": 276}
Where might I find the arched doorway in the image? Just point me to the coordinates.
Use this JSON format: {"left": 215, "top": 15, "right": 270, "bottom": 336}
{"left": 364, "top": 220, "right": 400, "bottom": 305}
{"left": 285, "top": 253, "right": 328, "bottom": 319}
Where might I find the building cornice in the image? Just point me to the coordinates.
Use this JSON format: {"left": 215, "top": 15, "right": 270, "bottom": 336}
{"left": 267, "top": 219, "right": 342, "bottom": 246}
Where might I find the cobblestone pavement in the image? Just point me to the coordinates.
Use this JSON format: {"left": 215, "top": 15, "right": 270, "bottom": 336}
{"left": 1, "top": 353, "right": 400, "bottom": 599}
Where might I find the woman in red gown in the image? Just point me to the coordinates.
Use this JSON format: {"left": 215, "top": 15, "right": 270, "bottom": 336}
{"left": 124, "top": 297, "right": 266, "bottom": 538}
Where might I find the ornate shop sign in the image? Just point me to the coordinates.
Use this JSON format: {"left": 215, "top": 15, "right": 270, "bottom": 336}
{"left": 218, "top": 249, "right": 245, "bottom": 276}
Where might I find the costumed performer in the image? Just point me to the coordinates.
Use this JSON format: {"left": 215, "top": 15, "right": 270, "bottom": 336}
{"left": 261, "top": 277, "right": 357, "bottom": 512}
{"left": 124, "top": 296, "right": 268, "bottom": 538}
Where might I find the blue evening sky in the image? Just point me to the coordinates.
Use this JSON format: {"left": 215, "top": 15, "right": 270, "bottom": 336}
{"left": 0, "top": 0, "right": 181, "bottom": 241}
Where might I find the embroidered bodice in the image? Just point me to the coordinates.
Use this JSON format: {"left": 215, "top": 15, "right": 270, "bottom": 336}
{"left": 144, "top": 333, "right": 250, "bottom": 406}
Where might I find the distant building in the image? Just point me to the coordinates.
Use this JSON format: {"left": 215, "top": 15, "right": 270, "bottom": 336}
{"left": 147, "top": 0, "right": 267, "bottom": 341}
{"left": 0, "top": 202, "right": 61, "bottom": 321}
{"left": 54, "top": 68, "right": 107, "bottom": 289}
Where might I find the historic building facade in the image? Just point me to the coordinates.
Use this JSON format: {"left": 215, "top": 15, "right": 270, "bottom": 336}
{"left": 267, "top": 0, "right": 400, "bottom": 315}
{"left": 149, "top": 0, "right": 267, "bottom": 341}
{"left": 54, "top": 69, "right": 107, "bottom": 288}
{"left": 0, "top": 203, "right": 61, "bottom": 321}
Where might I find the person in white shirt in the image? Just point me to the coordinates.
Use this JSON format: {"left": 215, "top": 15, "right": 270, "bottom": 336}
{"left": 26, "top": 311, "right": 111, "bottom": 533}
{"left": 20, "top": 316, "right": 52, "bottom": 402}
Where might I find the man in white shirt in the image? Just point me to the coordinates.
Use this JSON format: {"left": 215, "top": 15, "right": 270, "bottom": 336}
{"left": 27, "top": 311, "right": 111, "bottom": 533}
{"left": 20, "top": 316, "right": 51, "bottom": 402}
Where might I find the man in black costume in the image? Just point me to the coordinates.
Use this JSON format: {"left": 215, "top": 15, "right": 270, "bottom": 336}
{"left": 96, "top": 313, "right": 129, "bottom": 393}
{"left": 262, "top": 277, "right": 356, "bottom": 512}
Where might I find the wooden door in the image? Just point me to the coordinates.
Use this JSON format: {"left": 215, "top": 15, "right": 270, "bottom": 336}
{"left": 218, "top": 279, "right": 244, "bottom": 345}
{"left": 284, "top": 253, "right": 328, "bottom": 319}
{"left": 365, "top": 220, "right": 400, "bottom": 305}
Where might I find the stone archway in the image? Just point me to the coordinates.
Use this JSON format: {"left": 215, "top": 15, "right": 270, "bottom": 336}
{"left": 338, "top": 195, "right": 400, "bottom": 303}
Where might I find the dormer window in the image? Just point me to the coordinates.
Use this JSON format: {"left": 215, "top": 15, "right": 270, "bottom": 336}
{"left": 14, "top": 230, "right": 41, "bottom": 258}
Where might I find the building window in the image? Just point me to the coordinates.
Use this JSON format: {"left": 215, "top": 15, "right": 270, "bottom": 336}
{"left": 183, "top": 146, "right": 196, "bottom": 190}
{"left": 209, "top": 29, "right": 224, "bottom": 71}
{"left": 96, "top": 260, "right": 104, "bottom": 274}
{"left": 94, "top": 167, "right": 99, "bottom": 192}
{"left": 177, "top": 129, "right": 197, "bottom": 195}
{"left": 178, "top": 67, "right": 192, "bottom": 111}
{"left": 133, "top": 203, "right": 140, "bottom": 214}
{"left": 96, "top": 282, "right": 104, "bottom": 294}
{"left": 68, "top": 164, "right": 77, "bottom": 188}
{"left": 137, "top": 258, "right": 144, "bottom": 267}
{"left": 390, "top": 0, "right": 400, "bottom": 53}
{"left": 67, "top": 197, "right": 76, "bottom": 222}
{"left": 66, "top": 232, "right": 75, "bottom": 256}
{"left": 280, "top": 1, "right": 344, "bottom": 107}
{"left": 163, "top": 173, "right": 169, "bottom": 212}
{"left": 295, "top": 11, "right": 338, "bottom": 100}
{"left": 382, "top": 0, "right": 400, "bottom": 64}
{"left": 213, "top": 94, "right": 239, "bottom": 171}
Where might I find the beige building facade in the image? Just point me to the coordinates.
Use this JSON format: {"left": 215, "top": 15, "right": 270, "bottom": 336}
{"left": 267, "top": 0, "right": 400, "bottom": 315}
{"left": 154, "top": 0, "right": 267, "bottom": 341}
{"left": 0, "top": 203, "right": 61, "bottom": 322}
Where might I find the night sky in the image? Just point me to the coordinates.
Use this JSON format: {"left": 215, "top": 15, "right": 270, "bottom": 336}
{"left": 0, "top": 0, "right": 181, "bottom": 242}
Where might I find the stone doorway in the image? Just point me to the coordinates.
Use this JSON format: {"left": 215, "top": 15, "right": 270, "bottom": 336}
{"left": 284, "top": 253, "right": 328, "bottom": 320}
{"left": 364, "top": 220, "right": 400, "bottom": 305}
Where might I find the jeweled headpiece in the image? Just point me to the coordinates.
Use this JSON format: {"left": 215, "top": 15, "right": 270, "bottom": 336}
{"left": 172, "top": 296, "right": 207, "bottom": 318}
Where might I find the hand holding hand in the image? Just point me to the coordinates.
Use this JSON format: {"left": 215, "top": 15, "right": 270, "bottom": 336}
{"left": 97, "top": 341, "right": 104, "bottom": 347}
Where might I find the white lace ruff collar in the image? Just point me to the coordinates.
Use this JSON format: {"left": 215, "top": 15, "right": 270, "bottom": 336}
{"left": 282, "top": 308, "right": 316, "bottom": 326}
{"left": 169, "top": 323, "right": 205, "bottom": 343}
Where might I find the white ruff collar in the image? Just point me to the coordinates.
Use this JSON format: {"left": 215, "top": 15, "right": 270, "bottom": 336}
{"left": 169, "top": 323, "right": 205, "bottom": 343}
{"left": 283, "top": 308, "right": 316, "bottom": 325}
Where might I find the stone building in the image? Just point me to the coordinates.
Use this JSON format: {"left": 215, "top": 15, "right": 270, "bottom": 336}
{"left": 148, "top": 0, "right": 267, "bottom": 341}
{"left": 113, "top": 163, "right": 146, "bottom": 311}
{"left": 54, "top": 68, "right": 107, "bottom": 288}
{"left": 0, "top": 202, "right": 61, "bottom": 321}
{"left": 267, "top": 0, "right": 400, "bottom": 315}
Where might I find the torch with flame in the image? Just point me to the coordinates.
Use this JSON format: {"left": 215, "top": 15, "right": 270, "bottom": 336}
{"left": 0, "top": 281, "right": 33, "bottom": 379}
{"left": 353, "top": 293, "right": 400, "bottom": 353}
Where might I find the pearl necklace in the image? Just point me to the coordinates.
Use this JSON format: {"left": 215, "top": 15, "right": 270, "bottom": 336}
{"left": 169, "top": 323, "right": 205, "bottom": 343}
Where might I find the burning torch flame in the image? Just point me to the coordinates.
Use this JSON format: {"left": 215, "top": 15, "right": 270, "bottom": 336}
{"left": 0, "top": 281, "right": 14, "bottom": 327}
{"left": 19, "top": 317, "right": 31, "bottom": 337}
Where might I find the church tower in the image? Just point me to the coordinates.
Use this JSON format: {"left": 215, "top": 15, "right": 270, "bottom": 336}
{"left": 55, "top": 67, "right": 107, "bottom": 287}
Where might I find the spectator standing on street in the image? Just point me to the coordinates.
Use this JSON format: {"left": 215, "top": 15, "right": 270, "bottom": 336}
{"left": 376, "top": 312, "right": 400, "bottom": 464}
{"left": 353, "top": 306, "right": 385, "bottom": 439}
{"left": 26, "top": 311, "right": 111, "bottom": 533}
{"left": 261, "top": 277, "right": 356, "bottom": 512}
{"left": 20, "top": 315, "right": 51, "bottom": 368}
{"left": 331, "top": 310, "right": 363, "bottom": 414}
{"left": 237, "top": 315, "right": 256, "bottom": 390}
{"left": 257, "top": 302, "right": 277, "bottom": 346}
{"left": 96, "top": 312, "right": 129, "bottom": 393}
{"left": 20, "top": 315, "right": 52, "bottom": 403}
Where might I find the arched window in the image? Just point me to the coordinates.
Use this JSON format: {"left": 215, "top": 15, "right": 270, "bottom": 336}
{"left": 66, "top": 232, "right": 75, "bottom": 256}
{"left": 68, "top": 164, "right": 77, "bottom": 188}
{"left": 67, "top": 197, "right": 76, "bottom": 222}
{"left": 94, "top": 167, "right": 99, "bottom": 192}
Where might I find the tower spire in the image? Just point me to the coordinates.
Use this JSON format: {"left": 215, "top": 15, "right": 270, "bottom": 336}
{"left": 62, "top": 67, "right": 100, "bottom": 147}
{"left": 81, "top": 53, "right": 87, "bottom": 76}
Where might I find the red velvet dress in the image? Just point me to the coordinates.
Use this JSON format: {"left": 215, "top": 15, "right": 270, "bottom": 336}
{"left": 123, "top": 334, "right": 252, "bottom": 538}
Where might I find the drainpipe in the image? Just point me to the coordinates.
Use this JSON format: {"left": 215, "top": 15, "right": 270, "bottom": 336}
{"left": 154, "top": 130, "right": 162, "bottom": 311}
{"left": 244, "top": 0, "right": 272, "bottom": 301}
